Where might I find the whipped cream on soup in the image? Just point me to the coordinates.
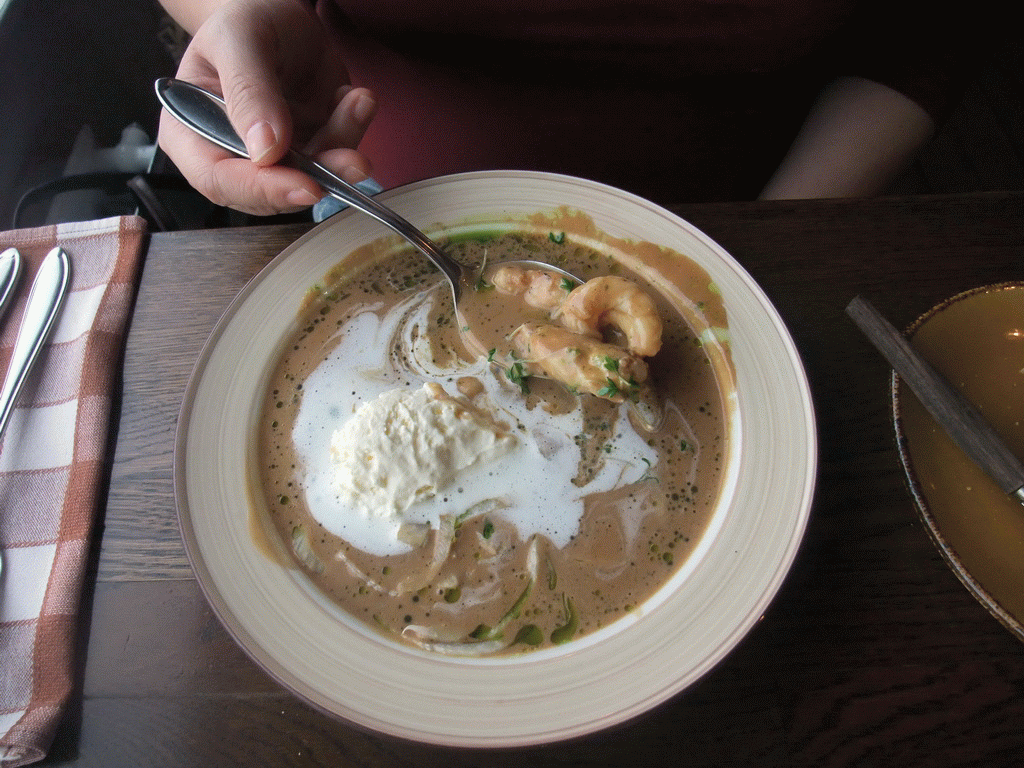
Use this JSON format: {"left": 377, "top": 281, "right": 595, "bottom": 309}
{"left": 330, "top": 383, "right": 515, "bottom": 519}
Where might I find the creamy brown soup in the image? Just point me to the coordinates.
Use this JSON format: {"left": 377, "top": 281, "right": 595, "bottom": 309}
{"left": 256, "top": 224, "right": 733, "bottom": 655}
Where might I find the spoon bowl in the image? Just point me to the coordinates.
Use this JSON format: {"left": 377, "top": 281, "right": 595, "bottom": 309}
{"left": 154, "top": 79, "right": 581, "bottom": 304}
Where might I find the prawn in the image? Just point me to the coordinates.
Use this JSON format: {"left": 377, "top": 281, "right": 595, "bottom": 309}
{"left": 509, "top": 323, "right": 648, "bottom": 402}
{"left": 558, "top": 276, "right": 662, "bottom": 357}
{"left": 490, "top": 265, "right": 572, "bottom": 312}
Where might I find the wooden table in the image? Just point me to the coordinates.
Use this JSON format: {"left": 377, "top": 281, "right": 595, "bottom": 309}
{"left": 50, "top": 192, "right": 1024, "bottom": 767}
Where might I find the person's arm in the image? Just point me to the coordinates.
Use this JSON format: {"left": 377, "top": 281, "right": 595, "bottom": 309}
{"left": 759, "top": 76, "right": 935, "bottom": 200}
{"left": 156, "top": 0, "right": 376, "bottom": 215}
{"left": 159, "top": 0, "right": 230, "bottom": 36}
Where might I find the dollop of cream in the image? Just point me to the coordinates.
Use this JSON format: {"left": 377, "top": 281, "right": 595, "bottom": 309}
{"left": 329, "top": 383, "right": 515, "bottom": 518}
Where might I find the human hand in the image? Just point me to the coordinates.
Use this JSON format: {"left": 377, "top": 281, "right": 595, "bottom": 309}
{"left": 157, "top": 0, "right": 376, "bottom": 215}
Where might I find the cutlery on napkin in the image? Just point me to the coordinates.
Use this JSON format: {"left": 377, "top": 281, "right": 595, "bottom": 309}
{"left": 0, "top": 246, "right": 70, "bottom": 589}
{"left": 846, "top": 295, "right": 1024, "bottom": 507}
{"left": 0, "top": 216, "right": 146, "bottom": 768}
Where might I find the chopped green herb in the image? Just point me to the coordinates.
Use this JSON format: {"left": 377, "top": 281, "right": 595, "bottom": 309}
{"left": 548, "top": 231, "right": 566, "bottom": 244}
{"left": 596, "top": 378, "right": 620, "bottom": 399}
{"left": 482, "top": 518, "right": 495, "bottom": 539}
{"left": 560, "top": 277, "right": 575, "bottom": 291}
{"left": 487, "top": 348, "right": 497, "bottom": 362}
{"left": 602, "top": 356, "right": 620, "bottom": 373}
{"left": 507, "top": 362, "right": 530, "bottom": 394}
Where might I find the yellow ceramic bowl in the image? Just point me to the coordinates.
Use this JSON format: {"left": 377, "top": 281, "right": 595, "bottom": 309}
{"left": 893, "top": 282, "right": 1024, "bottom": 641}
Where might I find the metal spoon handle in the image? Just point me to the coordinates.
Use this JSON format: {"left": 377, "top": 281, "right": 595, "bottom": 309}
{"left": 0, "top": 248, "right": 23, "bottom": 321}
{"left": 154, "top": 78, "right": 463, "bottom": 291}
{"left": 281, "top": 149, "right": 462, "bottom": 287}
{"left": 0, "top": 247, "right": 71, "bottom": 440}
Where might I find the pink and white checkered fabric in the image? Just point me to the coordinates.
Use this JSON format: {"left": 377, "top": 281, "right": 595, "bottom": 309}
{"left": 0, "top": 216, "right": 145, "bottom": 767}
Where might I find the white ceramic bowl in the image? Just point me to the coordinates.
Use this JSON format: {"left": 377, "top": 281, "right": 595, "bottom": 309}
{"left": 175, "top": 171, "right": 816, "bottom": 746}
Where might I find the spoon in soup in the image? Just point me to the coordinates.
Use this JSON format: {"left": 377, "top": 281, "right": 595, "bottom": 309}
{"left": 154, "top": 78, "right": 581, "bottom": 306}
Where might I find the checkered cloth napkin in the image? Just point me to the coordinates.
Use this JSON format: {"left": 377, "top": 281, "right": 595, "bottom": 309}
{"left": 0, "top": 216, "right": 146, "bottom": 767}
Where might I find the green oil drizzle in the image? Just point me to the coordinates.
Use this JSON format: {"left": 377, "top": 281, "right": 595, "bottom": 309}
{"left": 550, "top": 595, "right": 579, "bottom": 645}
{"left": 469, "top": 580, "right": 533, "bottom": 641}
{"left": 514, "top": 624, "right": 544, "bottom": 646}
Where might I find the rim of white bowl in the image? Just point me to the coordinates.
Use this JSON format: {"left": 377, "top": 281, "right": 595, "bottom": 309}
{"left": 174, "top": 170, "right": 817, "bottom": 747}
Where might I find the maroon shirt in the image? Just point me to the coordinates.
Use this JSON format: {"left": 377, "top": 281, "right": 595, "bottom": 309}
{"left": 318, "top": 0, "right": 982, "bottom": 202}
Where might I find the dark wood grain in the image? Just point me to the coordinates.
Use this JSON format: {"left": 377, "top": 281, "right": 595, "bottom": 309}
{"left": 99, "top": 223, "right": 310, "bottom": 580}
{"left": 57, "top": 193, "right": 1024, "bottom": 768}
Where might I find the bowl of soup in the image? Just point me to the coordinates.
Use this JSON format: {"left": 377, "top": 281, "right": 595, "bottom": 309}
{"left": 892, "top": 282, "right": 1024, "bottom": 641}
{"left": 175, "top": 170, "right": 816, "bottom": 745}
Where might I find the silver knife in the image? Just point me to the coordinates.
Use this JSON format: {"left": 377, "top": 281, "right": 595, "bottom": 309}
{"left": 0, "top": 247, "right": 71, "bottom": 440}
{"left": 0, "top": 247, "right": 23, "bottom": 322}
